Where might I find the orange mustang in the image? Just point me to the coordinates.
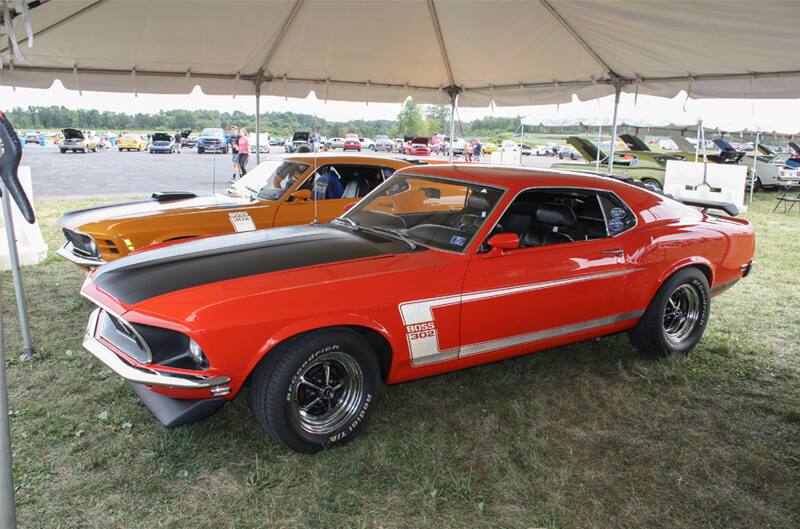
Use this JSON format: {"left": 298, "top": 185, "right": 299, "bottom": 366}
{"left": 58, "top": 154, "right": 434, "bottom": 269}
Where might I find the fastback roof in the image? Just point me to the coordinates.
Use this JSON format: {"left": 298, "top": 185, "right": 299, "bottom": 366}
{"left": 2, "top": 0, "right": 799, "bottom": 105}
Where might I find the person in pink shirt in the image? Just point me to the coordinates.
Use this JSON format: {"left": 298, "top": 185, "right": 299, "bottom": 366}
{"left": 237, "top": 128, "right": 250, "bottom": 177}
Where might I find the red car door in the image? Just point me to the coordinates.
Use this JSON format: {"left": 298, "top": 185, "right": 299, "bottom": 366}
{"left": 458, "top": 189, "right": 639, "bottom": 359}
{"left": 459, "top": 238, "right": 632, "bottom": 359}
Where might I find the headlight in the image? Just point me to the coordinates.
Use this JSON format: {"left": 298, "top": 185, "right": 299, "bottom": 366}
{"left": 188, "top": 339, "right": 209, "bottom": 370}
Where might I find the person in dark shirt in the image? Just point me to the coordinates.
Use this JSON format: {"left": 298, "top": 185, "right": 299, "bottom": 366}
{"left": 174, "top": 131, "right": 182, "bottom": 153}
{"left": 229, "top": 125, "right": 240, "bottom": 181}
{"left": 312, "top": 168, "right": 344, "bottom": 200}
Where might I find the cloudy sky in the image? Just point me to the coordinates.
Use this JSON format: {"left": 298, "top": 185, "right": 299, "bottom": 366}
{"left": 2, "top": 81, "right": 798, "bottom": 134}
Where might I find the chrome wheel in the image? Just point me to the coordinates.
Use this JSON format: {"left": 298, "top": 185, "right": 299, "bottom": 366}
{"left": 663, "top": 284, "right": 701, "bottom": 343}
{"left": 290, "top": 351, "right": 364, "bottom": 435}
{"left": 643, "top": 179, "right": 662, "bottom": 191}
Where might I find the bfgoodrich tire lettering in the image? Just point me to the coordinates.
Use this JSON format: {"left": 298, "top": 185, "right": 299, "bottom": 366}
{"left": 250, "top": 329, "right": 381, "bottom": 453}
{"left": 628, "top": 267, "right": 710, "bottom": 357}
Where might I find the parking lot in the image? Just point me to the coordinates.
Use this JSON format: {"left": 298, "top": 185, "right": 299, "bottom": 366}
{"left": 21, "top": 143, "right": 562, "bottom": 199}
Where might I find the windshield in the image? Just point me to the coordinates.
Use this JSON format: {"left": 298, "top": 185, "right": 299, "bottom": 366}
{"left": 200, "top": 128, "right": 224, "bottom": 137}
{"left": 342, "top": 174, "right": 503, "bottom": 253}
{"left": 228, "top": 160, "right": 311, "bottom": 201}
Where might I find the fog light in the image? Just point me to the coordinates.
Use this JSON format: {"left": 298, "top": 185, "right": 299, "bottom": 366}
{"left": 188, "top": 339, "right": 209, "bottom": 370}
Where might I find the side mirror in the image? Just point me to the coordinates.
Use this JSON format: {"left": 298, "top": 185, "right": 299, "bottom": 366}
{"left": 291, "top": 189, "right": 311, "bottom": 202}
{"left": 486, "top": 232, "right": 520, "bottom": 255}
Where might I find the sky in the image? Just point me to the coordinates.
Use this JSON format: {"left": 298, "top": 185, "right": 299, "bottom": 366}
{"left": 2, "top": 81, "right": 799, "bottom": 134}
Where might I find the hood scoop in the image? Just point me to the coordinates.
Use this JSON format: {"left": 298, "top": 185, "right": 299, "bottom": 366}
{"left": 152, "top": 191, "right": 197, "bottom": 202}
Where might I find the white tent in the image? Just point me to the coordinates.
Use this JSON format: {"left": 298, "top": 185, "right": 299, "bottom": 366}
{"left": 2, "top": 0, "right": 800, "bottom": 105}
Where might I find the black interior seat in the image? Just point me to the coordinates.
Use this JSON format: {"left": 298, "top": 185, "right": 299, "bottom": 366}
{"left": 523, "top": 203, "right": 577, "bottom": 247}
{"left": 451, "top": 192, "right": 492, "bottom": 233}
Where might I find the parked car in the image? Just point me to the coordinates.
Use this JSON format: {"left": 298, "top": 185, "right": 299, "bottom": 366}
{"left": 500, "top": 140, "right": 520, "bottom": 152}
{"left": 405, "top": 136, "right": 431, "bottom": 156}
{"left": 520, "top": 144, "right": 532, "bottom": 156}
{"left": 558, "top": 145, "right": 579, "bottom": 160}
{"left": 393, "top": 138, "right": 405, "bottom": 153}
{"left": 117, "top": 134, "right": 148, "bottom": 151}
{"left": 447, "top": 138, "right": 467, "bottom": 155}
{"left": 23, "top": 132, "right": 40, "bottom": 144}
{"left": 149, "top": 132, "right": 176, "bottom": 154}
{"left": 78, "top": 165, "right": 755, "bottom": 452}
{"left": 57, "top": 154, "right": 435, "bottom": 269}
{"left": 269, "top": 137, "right": 284, "bottom": 147}
{"left": 343, "top": 134, "right": 361, "bottom": 152}
{"left": 196, "top": 128, "right": 228, "bottom": 153}
{"left": 481, "top": 142, "right": 498, "bottom": 155}
{"left": 325, "top": 137, "right": 345, "bottom": 150}
{"left": 360, "top": 137, "right": 376, "bottom": 150}
{"left": 285, "top": 131, "right": 311, "bottom": 153}
{"left": 374, "top": 135, "right": 393, "bottom": 152}
{"left": 182, "top": 135, "right": 198, "bottom": 149}
{"left": 59, "top": 128, "right": 100, "bottom": 153}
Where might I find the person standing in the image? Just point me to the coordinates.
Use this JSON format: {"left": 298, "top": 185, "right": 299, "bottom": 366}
{"left": 238, "top": 128, "right": 250, "bottom": 177}
{"left": 311, "top": 130, "right": 319, "bottom": 152}
{"left": 174, "top": 131, "right": 182, "bottom": 153}
{"left": 229, "top": 125, "right": 240, "bottom": 181}
{"left": 473, "top": 137, "right": 482, "bottom": 162}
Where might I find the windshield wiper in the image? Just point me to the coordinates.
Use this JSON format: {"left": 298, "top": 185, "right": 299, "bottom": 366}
{"left": 333, "top": 217, "right": 360, "bottom": 231}
{"left": 363, "top": 225, "right": 417, "bottom": 249}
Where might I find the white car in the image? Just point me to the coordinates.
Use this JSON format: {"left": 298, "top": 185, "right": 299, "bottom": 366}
{"left": 360, "top": 137, "right": 376, "bottom": 150}
{"left": 500, "top": 140, "right": 520, "bottom": 152}
{"left": 447, "top": 138, "right": 467, "bottom": 155}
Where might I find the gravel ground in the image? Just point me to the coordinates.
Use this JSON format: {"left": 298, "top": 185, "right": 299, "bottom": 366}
{"left": 20, "top": 143, "right": 563, "bottom": 198}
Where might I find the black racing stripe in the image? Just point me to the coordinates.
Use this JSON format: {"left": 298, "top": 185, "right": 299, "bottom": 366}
{"left": 92, "top": 225, "right": 416, "bottom": 305}
{"left": 57, "top": 198, "right": 156, "bottom": 224}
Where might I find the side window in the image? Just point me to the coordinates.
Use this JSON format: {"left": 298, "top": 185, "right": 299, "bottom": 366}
{"left": 488, "top": 188, "right": 623, "bottom": 250}
{"left": 598, "top": 193, "right": 636, "bottom": 235}
{"left": 301, "top": 165, "right": 387, "bottom": 200}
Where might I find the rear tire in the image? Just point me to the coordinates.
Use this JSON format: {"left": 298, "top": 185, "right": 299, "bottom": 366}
{"left": 250, "top": 329, "right": 382, "bottom": 453}
{"left": 628, "top": 268, "right": 710, "bottom": 358}
{"left": 642, "top": 178, "right": 663, "bottom": 192}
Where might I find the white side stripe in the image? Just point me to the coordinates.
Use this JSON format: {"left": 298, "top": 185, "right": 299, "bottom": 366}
{"left": 398, "top": 268, "right": 644, "bottom": 365}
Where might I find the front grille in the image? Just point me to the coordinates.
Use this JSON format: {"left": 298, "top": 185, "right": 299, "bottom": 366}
{"left": 98, "top": 311, "right": 151, "bottom": 363}
{"left": 63, "top": 228, "right": 99, "bottom": 258}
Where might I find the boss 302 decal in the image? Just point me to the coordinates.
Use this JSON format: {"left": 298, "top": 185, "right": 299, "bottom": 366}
{"left": 228, "top": 211, "right": 256, "bottom": 232}
{"left": 399, "top": 269, "right": 644, "bottom": 366}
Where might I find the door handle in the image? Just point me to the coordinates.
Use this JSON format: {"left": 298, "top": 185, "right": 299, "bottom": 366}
{"left": 602, "top": 248, "right": 624, "bottom": 257}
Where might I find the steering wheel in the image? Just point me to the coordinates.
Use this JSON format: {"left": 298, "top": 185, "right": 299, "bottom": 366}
{"left": 0, "top": 112, "right": 35, "bottom": 224}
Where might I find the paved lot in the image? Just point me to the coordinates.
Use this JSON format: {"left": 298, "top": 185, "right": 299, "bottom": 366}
{"left": 21, "top": 143, "right": 564, "bottom": 198}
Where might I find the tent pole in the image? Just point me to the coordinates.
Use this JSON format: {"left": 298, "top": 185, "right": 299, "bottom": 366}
{"left": 0, "top": 261, "right": 17, "bottom": 529}
{"left": 596, "top": 124, "right": 602, "bottom": 173}
{"left": 255, "top": 78, "right": 261, "bottom": 164}
{"left": 520, "top": 122, "right": 524, "bottom": 165}
{"left": 1, "top": 185, "right": 34, "bottom": 361}
{"left": 695, "top": 120, "right": 701, "bottom": 162}
{"left": 608, "top": 82, "right": 621, "bottom": 175}
{"left": 448, "top": 93, "right": 457, "bottom": 164}
{"left": 749, "top": 131, "right": 759, "bottom": 206}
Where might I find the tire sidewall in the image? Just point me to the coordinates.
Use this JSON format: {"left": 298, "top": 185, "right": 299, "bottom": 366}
{"left": 263, "top": 330, "right": 380, "bottom": 452}
{"left": 654, "top": 270, "right": 710, "bottom": 354}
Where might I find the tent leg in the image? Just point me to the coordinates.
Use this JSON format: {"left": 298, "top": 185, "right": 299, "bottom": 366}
{"left": 1, "top": 186, "right": 34, "bottom": 361}
{"left": 596, "top": 124, "right": 602, "bottom": 173}
{"left": 0, "top": 274, "right": 17, "bottom": 529}
{"left": 448, "top": 94, "right": 457, "bottom": 163}
{"left": 749, "top": 131, "right": 759, "bottom": 206}
{"left": 608, "top": 83, "right": 621, "bottom": 175}
{"left": 255, "top": 80, "right": 261, "bottom": 165}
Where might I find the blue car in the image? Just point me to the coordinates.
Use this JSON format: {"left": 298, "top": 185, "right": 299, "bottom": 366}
{"left": 197, "top": 128, "right": 228, "bottom": 154}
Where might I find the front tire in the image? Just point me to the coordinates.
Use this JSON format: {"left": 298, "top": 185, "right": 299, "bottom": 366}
{"left": 250, "top": 329, "right": 382, "bottom": 453}
{"left": 628, "top": 268, "right": 710, "bottom": 358}
{"left": 642, "top": 178, "right": 663, "bottom": 192}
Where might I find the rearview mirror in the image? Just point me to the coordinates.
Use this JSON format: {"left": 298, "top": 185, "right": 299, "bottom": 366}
{"left": 291, "top": 189, "right": 311, "bottom": 202}
{"left": 486, "top": 232, "right": 520, "bottom": 255}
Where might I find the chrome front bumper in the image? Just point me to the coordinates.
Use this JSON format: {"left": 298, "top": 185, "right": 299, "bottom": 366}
{"left": 57, "top": 242, "right": 105, "bottom": 268}
{"left": 83, "top": 308, "right": 230, "bottom": 390}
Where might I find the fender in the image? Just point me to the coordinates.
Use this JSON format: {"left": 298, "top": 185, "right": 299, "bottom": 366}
{"left": 657, "top": 256, "right": 714, "bottom": 286}
{"left": 242, "top": 313, "right": 399, "bottom": 380}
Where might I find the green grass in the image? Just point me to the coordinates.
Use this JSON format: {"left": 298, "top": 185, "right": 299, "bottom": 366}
{"left": 4, "top": 193, "right": 800, "bottom": 529}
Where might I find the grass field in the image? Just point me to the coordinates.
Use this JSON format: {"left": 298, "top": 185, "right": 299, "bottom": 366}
{"left": 4, "top": 193, "right": 799, "bottom": 529}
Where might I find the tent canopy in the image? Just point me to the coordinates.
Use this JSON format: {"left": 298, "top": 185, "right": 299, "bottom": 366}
{"left": 2, "top": 0, "right": 800, "bottom": 106}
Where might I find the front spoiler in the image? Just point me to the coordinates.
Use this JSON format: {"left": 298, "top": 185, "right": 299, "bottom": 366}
{"left": 83, "top": 308, "right": 231, "bottom": 390}
{"left": 130, "top": 383, "right": 225, "bottom": 427}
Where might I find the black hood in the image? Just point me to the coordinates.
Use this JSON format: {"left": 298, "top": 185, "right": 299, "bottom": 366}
{"left": 62, "top": 128, "right": 84, "bottom": 140}
{"left": 292, "top": 132, "right": 310, "bottom": 142}
{"left": 152, "top": 133, "right": 172, "bottom": 142}
{"left": 92, "top": 225, "right": 417, "bottom": 306}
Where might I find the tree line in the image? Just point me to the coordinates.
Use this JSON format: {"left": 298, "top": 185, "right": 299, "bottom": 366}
{"left": 8, "top": 102, "right": 528, "bottom": 140}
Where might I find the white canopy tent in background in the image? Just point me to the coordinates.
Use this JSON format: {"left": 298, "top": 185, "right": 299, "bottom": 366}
{"left": 2, "top": 2, "right": 800, "bottom": 528}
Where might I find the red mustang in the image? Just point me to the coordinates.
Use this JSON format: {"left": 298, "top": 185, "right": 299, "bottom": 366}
{"left": 80, "top": 165, "right": 754, "bottom": 452}
{"left": 404, "top": 136, "right": 431, "bottom": 156}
